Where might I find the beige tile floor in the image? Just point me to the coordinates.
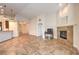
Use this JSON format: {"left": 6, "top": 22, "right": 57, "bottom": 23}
{"left": 0, "top": 34, "right": 78, "bottom": 55}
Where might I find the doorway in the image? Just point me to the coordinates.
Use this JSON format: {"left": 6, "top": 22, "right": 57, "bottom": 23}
{"left": 18, "top": 22, "right": 28, "bottom": 35}
{"left": 38, "top": 23, "right": 43, "bottom": 38}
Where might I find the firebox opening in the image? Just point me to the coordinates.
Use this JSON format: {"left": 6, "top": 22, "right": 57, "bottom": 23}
{"left": 60, "top": 31, "right": 67, "bottom": 39}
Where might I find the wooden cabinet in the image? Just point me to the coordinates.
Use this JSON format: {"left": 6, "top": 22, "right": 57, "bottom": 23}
{"left": 0, "top": 22, "right": 2, "bottom": 31}
{"left": 5, "top": 21, "right": 9, "bottom": 29}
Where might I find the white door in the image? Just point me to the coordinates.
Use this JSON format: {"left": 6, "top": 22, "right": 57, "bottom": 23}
{"left": 38, "top": 23, "right": 43, "bottom": 37}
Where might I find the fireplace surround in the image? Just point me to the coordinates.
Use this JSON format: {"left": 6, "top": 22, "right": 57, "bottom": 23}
{"left": 57, "top": 25, "right": 73, "bottom": 47}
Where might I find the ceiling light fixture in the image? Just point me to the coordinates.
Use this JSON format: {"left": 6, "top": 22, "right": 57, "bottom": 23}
{"left": 0, "top": 5, "right": 15, "bottom": 20}
{"left": 0, "top": 5, "right": 6, "bottom": 15}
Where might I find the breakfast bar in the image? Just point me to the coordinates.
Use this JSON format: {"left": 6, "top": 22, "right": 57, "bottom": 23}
{"left": 0, "top": 31, "right": 13, "bottom": 42}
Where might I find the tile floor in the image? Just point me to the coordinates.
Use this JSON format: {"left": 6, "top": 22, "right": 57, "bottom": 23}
{"left": 0, "top": 34, "right": 78, "bottom": 55}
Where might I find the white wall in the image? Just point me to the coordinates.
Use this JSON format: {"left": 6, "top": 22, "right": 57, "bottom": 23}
{"left": 28, "top": 14, "right": 57, "bottom": 39}
{"left": 21, "top": 21, "right": 29, "bottom": 34}
{"left": 28, "top": 17, "right": 38, "bottom": 36}
{"left": 57, "top": 4, "right": 75, "bottom": 26}
{"left": 73, "top": 4, "right": 79, "bottom": 50}
{"left": 9, "top": 21, "right": 19, "bottom": 37}
{"left": 44, "top": 14, "right": 57, "bottom": 38}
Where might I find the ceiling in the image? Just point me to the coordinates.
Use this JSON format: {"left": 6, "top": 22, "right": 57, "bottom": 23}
{"left": 0, "top": 3, "right": 59, "bottom": 19}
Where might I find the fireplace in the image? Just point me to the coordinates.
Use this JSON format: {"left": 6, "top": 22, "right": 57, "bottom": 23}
{"left": 57, "top": 26, "right": 73, "bottom": 47}
{"left": 60, "top": 31, "right": 67, "bottom": 39}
